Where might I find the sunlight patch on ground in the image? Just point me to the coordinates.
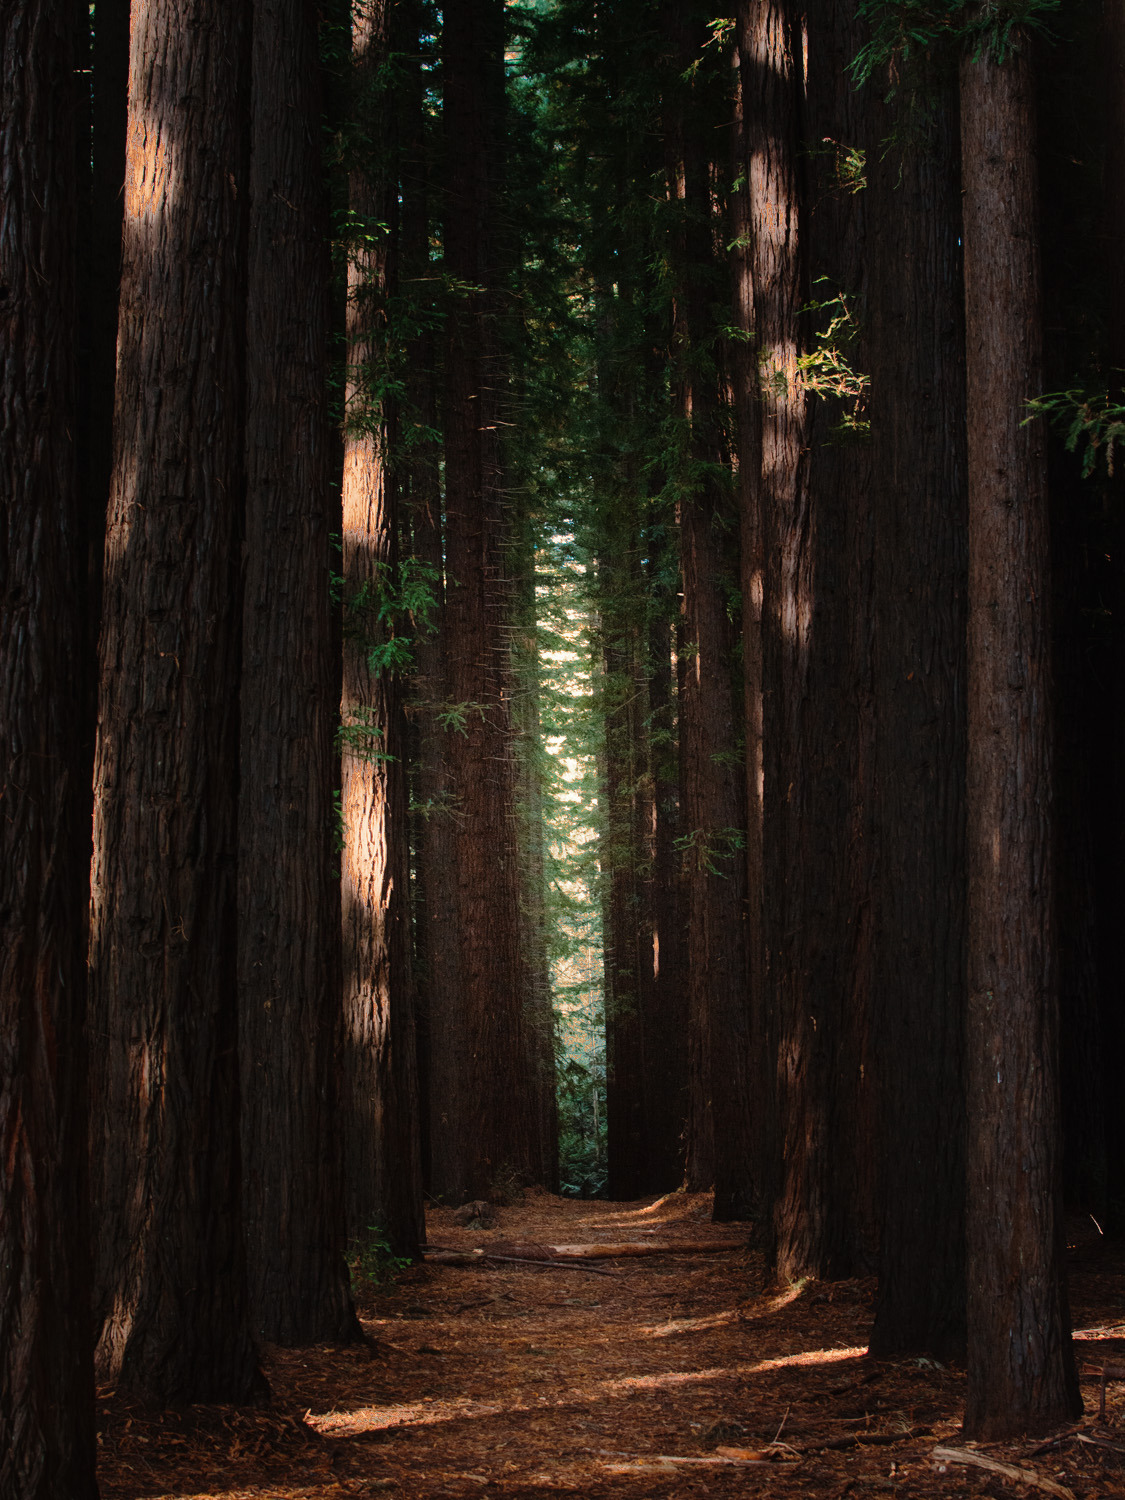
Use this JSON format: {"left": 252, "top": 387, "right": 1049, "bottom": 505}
{"left": 307, "top": 1345, "right": 867, "bottom": 1439}
{"left": 638, "top": 1307, "right": 743, "bottom": 1339}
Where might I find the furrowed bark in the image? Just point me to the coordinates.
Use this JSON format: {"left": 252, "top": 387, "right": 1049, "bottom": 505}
{"left": 239, "top": 0, "right": 359, "bottom": 1342}
{"left": 1, "top": 1, "right": 98, "bottom": 1489}
{"left": 88, "top": 0, "right": 263, "bottom": 1403}
{"left": 339, "top": 0, "right": 425, "bottom": 1255}
{"left": 868, "top": 76, "right": 968, "bottom": 1359}
{"left": 961, "top": 36, "right": 1081, "bottom": 1440}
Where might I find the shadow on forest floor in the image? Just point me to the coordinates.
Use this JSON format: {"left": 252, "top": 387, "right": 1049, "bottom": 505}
{"left": 98, "top": 1192, "right": 1125, "bottom": 1499}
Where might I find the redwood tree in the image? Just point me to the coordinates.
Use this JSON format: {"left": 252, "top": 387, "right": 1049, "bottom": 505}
{"left": 1, "top": 1, "right": 98, "bottom": 1490}
{"left": 339, "top": 0, "right": 425, "bottom": 1254}
{"left": 87, "top": 0, "right": 262, "bottom": 1403}
{"left": 866, "top": 71, "right": 969, "bottom": 1360}
{"left": 428, "top": 0, "right": 540, "bottom": 1201}
{"left": 239, "top": 0, "right": 359, "bottom": 1341}
{"left": 743, "top": 0, "right": 877, "bottom": 1277}
{"left": 960, "top": 27, "right": 1081, "bottom": 1438}
{"left": 665, "top": 3, "right": 753, "bottom": 1223}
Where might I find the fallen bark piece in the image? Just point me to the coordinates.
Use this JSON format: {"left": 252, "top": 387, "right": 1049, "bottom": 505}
{"left": 932, "top": 1445, "right": 1076, "bottom": 1499}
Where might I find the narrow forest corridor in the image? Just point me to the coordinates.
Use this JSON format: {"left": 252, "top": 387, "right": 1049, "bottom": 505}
{"left": 12, "top": 0, "right": 1125, "bottom": 1492}
{"left": 96, "top": 1193, "right": 1125, "bottom": 1499}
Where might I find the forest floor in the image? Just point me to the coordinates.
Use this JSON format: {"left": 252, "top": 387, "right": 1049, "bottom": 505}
{"left": 98, "top": 1191, "right": 1125, "bottom": 1500}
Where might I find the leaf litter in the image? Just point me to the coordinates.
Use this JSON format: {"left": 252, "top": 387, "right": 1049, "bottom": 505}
{"left": 98, "top": 1192, "right": 1125, "bottom": 1498}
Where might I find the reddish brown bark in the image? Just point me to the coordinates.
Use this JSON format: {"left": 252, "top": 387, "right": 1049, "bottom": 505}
{"left": 663, "top": 6, "right": 752, "bottom": 1223}
{"left": 737, "top": 0, "right": 877, "bottom": 1277}
{"left": 87, "top": 0, "right": 262, "bottom": 1404}
{"left": 238, "top": 0, "right": 359, "bottom": 1342}
{"left": 339, "top": 0, "right": 425, "bottom": 1255}
{"left": 960, "top": 40, "right": 1081, "bottom": 1440}
{"left": 1, "top": 2, "right": 98, "bottom": 1491}
{"left": 867, "top": 79, "right": 968, "bottom": 1360}
{"left": 429, "top": 0, "right": 539, "bottom": 1202}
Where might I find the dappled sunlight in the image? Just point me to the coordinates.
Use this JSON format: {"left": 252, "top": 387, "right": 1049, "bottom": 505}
{"left": 307, "top": 1345, "right": 868, "bottom": 1440}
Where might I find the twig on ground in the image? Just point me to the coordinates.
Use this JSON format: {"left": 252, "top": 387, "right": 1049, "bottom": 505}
{"left": 1075, "top": 1430, "right": 1125, "bottom": 1456}
{"left": 772, "top": 1405, "right": 791, "bottom": 1445}
{"left": 425, "top": 1249, "right": 618, "bottom": 1278}
{"left": 932, "top": 1444, "right": 1076, "bottom": 1499}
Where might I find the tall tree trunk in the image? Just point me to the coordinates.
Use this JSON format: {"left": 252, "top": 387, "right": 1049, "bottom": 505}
{"left": 750, "top": 0, "right": 877, "bottom": 1279}
{"left": 339, "top": 0, "right": 425, "bottom": 1255}
{"left": 429, "top": 0, "right": 536, "bottom": 1202}
{"left": 1101, "top": 0, "right": 1125, "bottom": 1232}
{"left": 395, "top": 0, "right": 449, "bottom": 1194}
{"left": 1, "top": 2, "right": 98, "bottom": 1490}
{"left": 601, "top": 530, "right": 651, "bottom": 1200}
{"left": 867, "top": 78, "right": 968, "bottom": 1359}
{"left": 88, "top": 0, "right": 262, "bottom": 1403}
{"left": 644, "top": 554, "right": 689, "bottom": 1189}
{"left": 239, "top": 0, "right": 359, "bottom": 1341}
{"left": 960, "top": 36, "right": 1081, "bottom": 1440}
{"left": 665, "top": 5, "right": 753, "bottom": 1222}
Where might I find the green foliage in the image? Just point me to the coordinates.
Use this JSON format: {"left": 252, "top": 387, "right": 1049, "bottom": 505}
{"left": 675, "top": 825, "right": 747, "bottom": 877}
{"left": 336, "top": 706, "right": 395, "bottom": 762}
{"left": 1025, "top": 387, "right": 1125, "bottom": 478}
{"left": 435, "top": 699, "right": 489, "bottom": 736}
{"left": 349, "top": 1225, "right": 413, "bottom": 1289}
{"left": 342, "top": 556, "right": 439, "bottom": 676}
{"left": 556, "top": 1054, "right": 607, "bottom": 1198}
{"left": 797, "top": 284, "right": 869, "bottom": 435}
{"left": 852, "top": 0, "right": 1061, "bottom": 87}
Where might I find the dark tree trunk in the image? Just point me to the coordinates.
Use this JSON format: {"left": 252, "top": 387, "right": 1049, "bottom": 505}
{"left": 0, "top": 3, "right": 98, "bottom": 1491}
{"left": 81, "top": 0, "right": 128, "bottom": 631}
{"left": 867, "top": 79, "right": 969, "bottom": 1360}
{"left": 1101, "top": 0, "right": 1125, "bottom": 1231}
{"left": 664, "top": 6, "right": 753, "bottom": 1222}
{"left": 238, "top": 0, "right": 359, "bottom": 1342}
{"left": 512, "top": 521, "right": 559, "bottom": 1192}
{"left": 601, "top": 532, "right": 652, "bottom": 1201}
{"left": 429, "top": 0, "right": 537, "bottom": 1202}
{"left": 644, "top": 562, "right": 689, "bottom": 1190}
{"left": 87, "top": 0, "right": 263, "bottom": 1404}
{"left": 394, "top": 0, "right": 449, "bottom": 1195}
{"left": 960, "top": 38, "right": 1081, "bottom": 1440}
{"left": 339, "top": 0, "right": 425, "bottom": 1255}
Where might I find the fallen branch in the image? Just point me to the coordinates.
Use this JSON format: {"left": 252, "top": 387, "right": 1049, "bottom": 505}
{"left": 813, "top": 1426, "right": 929, "bottom": 1453}
{"left": 1074, "top": 1430, "right": 1125, "bottom": 1456}
{"left": 932, "top": 1445, "right": 1076, "bottom": 1500}
{"left": 424, "top": 1249, "right": 617, "bottom": 1278}
{"left": 599, "top": 1454, "right": 783, "bottom": 1473}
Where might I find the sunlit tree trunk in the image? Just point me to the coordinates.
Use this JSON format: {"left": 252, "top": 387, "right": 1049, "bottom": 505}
{"left": 744, "top": 0, "right": 877, "bottom": 1279}
{"left": 960, "top": 35, "right": 1081, "bottom": 1440}
{"left": 88, "top": 0, "right": 262, "bottom": 1403}
{"left": 0, "top": 2, "right": 98, "bottom": 1490}
{"left": 339, "top": 0, "right": 425, "bottom": 1254}
{"left": 239, "top": 0, "right": 359, "bottom": 1341}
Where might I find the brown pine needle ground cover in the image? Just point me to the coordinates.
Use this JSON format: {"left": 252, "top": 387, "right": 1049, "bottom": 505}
{"left": 97, "top": 1192, "right": 1125, "bottom": 1499}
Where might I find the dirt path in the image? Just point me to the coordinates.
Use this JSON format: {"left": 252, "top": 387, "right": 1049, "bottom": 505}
{"left": 98, "top": 1192, "right": 1125, "bottom": 1498}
